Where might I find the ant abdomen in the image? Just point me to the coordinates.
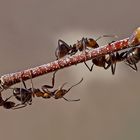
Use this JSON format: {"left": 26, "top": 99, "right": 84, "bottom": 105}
{"left": 3, "top": 101, "right": 15, "bottom": 109}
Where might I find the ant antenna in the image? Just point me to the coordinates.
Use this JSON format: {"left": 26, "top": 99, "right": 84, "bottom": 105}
{"left": 96, "top": 35, "right": 118, "bottom": 41}
{"left": 66, "top": 78, "right": 83, "bottom": 93}
{"left": 62, "top": 97, "right": 80, "bottom": 102}
{"left": 63, "top": 78, "right": 83, "bottom": 102}
{"left": 29, "top": 70, "right": 35, "bottom": 97}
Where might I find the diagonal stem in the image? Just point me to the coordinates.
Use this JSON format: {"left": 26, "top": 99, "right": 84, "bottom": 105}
{"left": 0, "top": 37, "right": 130, "bottom": 91}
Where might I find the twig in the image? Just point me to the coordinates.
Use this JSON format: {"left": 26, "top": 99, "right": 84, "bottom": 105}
{"left": 0, "top": 37, "right": 130, "bottom": 92}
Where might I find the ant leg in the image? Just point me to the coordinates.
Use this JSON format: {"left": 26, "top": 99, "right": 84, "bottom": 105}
{"left": 118, "top": 51, "right": 127, "bottom": 60}
{"left": 58, "top": 82, "right": 68, "bottom": 90}
{"left": 41, "top": 71, "right": 57, "bottom": 93}
{"left": 84, "top": 61, "right": 94, "bottom": 71}
{"left": 126, "top": 63, "right": 137, "bottom": 71}
{"left": 62, "top": 97, "right": 80, "bottom": 102}
{"left": 19, "top": 78, "right": 24, "bottom": 103}
{"left": 81, "top": 38, "right": 87, "bottom": 52}
{"left": 111, "top": 62, "right": 116, "bottom": 75}
{"left": 81, "top": 38, "right": 89, "bottom": 70}
{"left": 58, "top": 39, "right": 70, "bottom": 49}
{"left": 43, "top": 71, "right": 57, "bottom": 89}
{"left": 107, "top": 53, "right": 116, "bottom": 75}
{"left": 125, "top": 59, "right": 138, "bottom": 71}
{"left": 4, "top": 95, "right": 14, "bottom": 102}
{"left": 22, "top": 80, "right": 27, "bottom": 89}
{"left": 59, "top": 79, "right": 83, "bottom": 102}
{"left": 68, "top": 45, "right": 78, "bottom": 56}
{"left": 124, "top": 50, "right": 138, "bottom": 71}
{"left": 29, "top": 70, "right": 35, "bottom": 97}
{"left": 12, "top": 104, "right": 27, "bottom": 110}
{"left": 104, "top": 62, "right": 111, "bottom": 70}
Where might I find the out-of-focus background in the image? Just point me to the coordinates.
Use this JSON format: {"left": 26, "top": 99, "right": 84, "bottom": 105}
{"left": 0, "top": 0, "right": 140, "bottom": 140}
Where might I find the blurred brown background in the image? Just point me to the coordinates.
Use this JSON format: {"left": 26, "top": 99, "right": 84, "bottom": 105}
{"left": 0, "top": 0, "right": 140, "bottom": 140}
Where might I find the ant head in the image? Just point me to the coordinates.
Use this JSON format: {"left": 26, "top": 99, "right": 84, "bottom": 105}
{"left": 129, "top": 27, "right": 140, "bottom": 46}
{"left": 87, "top": 38, "right": 99, "bottom": 48}
{"left": 54, "top": 89, "right": 67, "bottom": 99}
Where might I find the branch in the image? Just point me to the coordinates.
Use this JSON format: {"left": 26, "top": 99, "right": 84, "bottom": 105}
{"left": 0, "top": 37, "right": 130, "bottom": 91}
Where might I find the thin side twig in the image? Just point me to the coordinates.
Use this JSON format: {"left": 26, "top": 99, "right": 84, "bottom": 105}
{"left": 0, "top": 37, "right": 130, "bottom": 91}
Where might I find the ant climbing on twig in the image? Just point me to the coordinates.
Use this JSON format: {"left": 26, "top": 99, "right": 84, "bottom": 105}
{"left": 55, "top": 35, "right": 117, "bottom": 59}
{"left": 55, "top": 35, "right": 118, "bottom": 74}
{"left": 9, "top": 70, "right": 83, "bottom": 109}
{"left": 87, "top": 27, "right": 140, "bottom": 73}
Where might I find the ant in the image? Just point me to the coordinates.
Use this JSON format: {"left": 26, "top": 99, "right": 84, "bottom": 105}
{"left": 0, "top": 93, "right": 15, "bottom": 109}
{"left": 55, "top": 35, "right": 117, "bottom": 59}
{"left": 34, "top": 71, "right": 83, "bottom": 102}
{"left": 55, "top": 35, "right": 118, "bottom": 74}
{"left": 10, "top": 70, "right": 83, "bottom": 109}
{"left": 42, "top": 77, "right": 83, "bottom": 101}
{"left": 92, "top": 27, "right": 140, "bottom": 73}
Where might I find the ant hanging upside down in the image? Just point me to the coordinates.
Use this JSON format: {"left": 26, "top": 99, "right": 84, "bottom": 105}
{"left": 7, "top": 70, "right": 83, "bottom": 109}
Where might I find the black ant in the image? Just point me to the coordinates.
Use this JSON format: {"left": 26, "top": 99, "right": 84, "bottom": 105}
{"left": 84, "top": 44, "right": 127, "bottom": 74}
{"left": 0, "top": 93, "right": 15, "bottom": 109}
{"left": 8, "top": 70, "right": 42, "bottom": 109}
{"left": 55, "top": 35, "right": 118, "bottom": 74}
{"left": 9, "top": 71, "right": 57, "bottom": 109}
{"left": 9, "top": 81, "right": 34, "bottom": 109}
{"left": 88, "top": 27, "right": 140, "bottom": 73}
{"left": 55, "top": 35, "right": 117, "bottom": 59}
